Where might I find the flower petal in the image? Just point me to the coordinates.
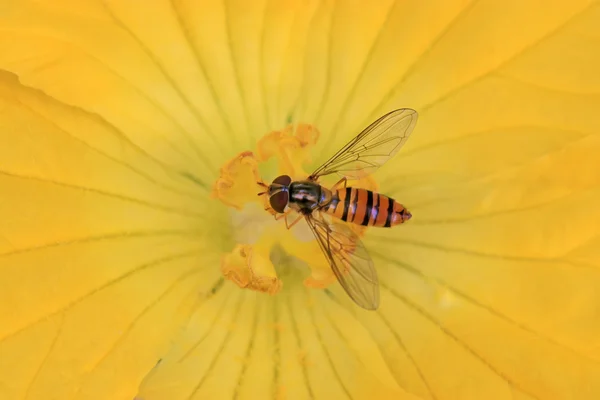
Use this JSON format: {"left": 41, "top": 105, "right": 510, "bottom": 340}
{"left": 137, "top": 280, "right": 421, "bottom": 400}
{"left": 0, "top": 70, "right": 226, "bottom": 399}
{"left": 360, "top": 2, "right": 600, "bottom": 399}
{"left": 0, "top": 0, "right": 242, "bottom": 179}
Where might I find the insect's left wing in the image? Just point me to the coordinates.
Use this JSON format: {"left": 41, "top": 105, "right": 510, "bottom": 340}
{"left": 310, "top": 108, "right": 418, "bottom": 181}
{"left": 304, "top": 211, "right": 379, "bottom": 310}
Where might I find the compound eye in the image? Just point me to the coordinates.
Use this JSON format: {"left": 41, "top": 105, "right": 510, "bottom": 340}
{"left": 273, "top": 175, "right": 291, "bottom": 186}
{"left": 269, "top": 191, "right": 288, "bottom": 213}
{"left": 269, "top": 175, "right": 291, "bottom": 213}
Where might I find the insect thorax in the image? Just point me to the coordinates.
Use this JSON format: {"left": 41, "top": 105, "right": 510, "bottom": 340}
{"left": 289, "top": 181, "right": 331, "bottom": 212}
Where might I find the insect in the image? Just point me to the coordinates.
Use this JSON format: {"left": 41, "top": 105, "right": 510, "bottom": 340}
{"left": 257, "top": 109, "right": 418, "bottom": 310}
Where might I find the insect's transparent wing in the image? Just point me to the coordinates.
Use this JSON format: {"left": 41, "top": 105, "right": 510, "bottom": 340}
{"left": 304, "top": 211, "right": 379, "bottom": 310}
{"left": 310, "top": 108, "right": 418, "bottom": 180}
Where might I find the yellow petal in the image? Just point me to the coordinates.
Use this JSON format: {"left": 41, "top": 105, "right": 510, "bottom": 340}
{"left": 137, "top": 282, "right": 420, "bottom": 400}
{"left": 363, "top": 2, "right": 600, "bottom": 399}
{"left": 0, "top": 70, "right": 226, "bottom": 399}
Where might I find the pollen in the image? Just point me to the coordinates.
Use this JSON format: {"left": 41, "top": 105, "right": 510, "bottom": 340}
{"left": 213, "top": 123, "right": 378, "bottom": 296}
{"left": 211, "top": 151, "right": 264, "bottom": 210}
{"left": 221, "top": 244, "right": 282, "bottom": 295}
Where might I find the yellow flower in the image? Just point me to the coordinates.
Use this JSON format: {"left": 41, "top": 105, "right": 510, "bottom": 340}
{"left": 1, "top": 1, "right": 600, "bottom": 400}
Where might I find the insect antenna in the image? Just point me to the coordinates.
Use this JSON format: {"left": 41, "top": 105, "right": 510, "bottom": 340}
{"left": 257, "top": 181, "right": 269, "bottom": 196}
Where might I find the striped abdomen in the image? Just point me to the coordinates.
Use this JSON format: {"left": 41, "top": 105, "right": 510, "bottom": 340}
{"left": 323, "top": 187, "right": 411, "bottom": 227}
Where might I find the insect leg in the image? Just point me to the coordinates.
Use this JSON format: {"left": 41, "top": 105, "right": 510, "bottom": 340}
{"left": 285, "top": 214, "right": 303, "bottom": 230}
{"left": 330, "top": 177, "right": 348, "bottom": 191}
{"left": 263, "top": 205, "right": 276, "bottom": 215}
{"left": 274, "top": 209, "right": 293, "bottom": 220}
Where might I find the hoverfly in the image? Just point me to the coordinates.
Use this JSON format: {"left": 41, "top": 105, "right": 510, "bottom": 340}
{"left": 258, "top": 109, "right": 418, "bottom": 310}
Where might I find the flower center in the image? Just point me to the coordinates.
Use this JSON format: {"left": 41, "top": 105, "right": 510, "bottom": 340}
{"left": 212, "top": 123, "right": 378, "bottom": 295}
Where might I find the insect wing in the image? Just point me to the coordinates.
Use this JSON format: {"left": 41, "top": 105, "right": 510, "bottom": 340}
{"left": 304, "top": 211, "right": 380, "bottom": 310}
{"left": 310, "top": 108, "right": 418, "bottom": 180}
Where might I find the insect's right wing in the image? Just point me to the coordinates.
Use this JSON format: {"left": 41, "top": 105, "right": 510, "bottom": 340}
{"left": 304, "top": 211, "right": 379, "bottom": 310}
{"left": 309, "top": 108, "right": 418, "bottom": 181}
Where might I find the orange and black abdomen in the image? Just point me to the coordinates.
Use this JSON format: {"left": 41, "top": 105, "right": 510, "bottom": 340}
{"left": 324, "top": 187, "right": 411, "bottom": 227}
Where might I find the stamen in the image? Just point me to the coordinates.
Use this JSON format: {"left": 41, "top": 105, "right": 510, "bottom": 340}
{"left": 213, "top": 123, "right": 379, "bottom": 297}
